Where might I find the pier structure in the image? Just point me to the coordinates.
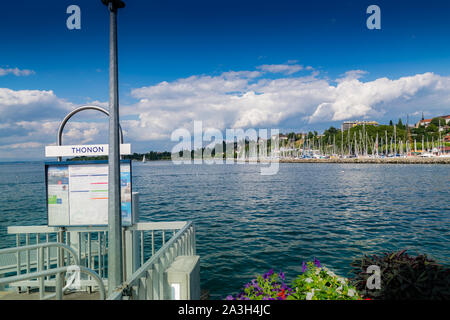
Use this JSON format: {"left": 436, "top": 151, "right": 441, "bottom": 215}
{"left": 0, "top": 220, "right": 197, "bottom": 300}
{"left": 0, "top": 0, "right": 199, "bottom": 300}
{"left": 0, "top": 103, "right": 199, "bottom": 299}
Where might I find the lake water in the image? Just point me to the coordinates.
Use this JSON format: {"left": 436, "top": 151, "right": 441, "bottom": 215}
{"left": 0, "top": 161, "right": 449, "bottom": 299}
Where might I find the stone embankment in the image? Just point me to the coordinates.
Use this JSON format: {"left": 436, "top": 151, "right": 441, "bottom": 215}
{"left": 278, "top": 157, "right": 450, "bottom": 164}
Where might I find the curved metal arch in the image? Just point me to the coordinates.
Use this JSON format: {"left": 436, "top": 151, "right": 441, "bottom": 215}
{"left": 57, "top": 105, "right": 124, "bottom": 146}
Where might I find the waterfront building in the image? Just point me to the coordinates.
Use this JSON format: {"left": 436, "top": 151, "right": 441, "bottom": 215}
{"left": 341, "top": 120, "right": 379, "bottom": 131}
{"left": 415, "top": 114, "right": 450, "bottom": 128}
{"left": 443, "top": 115, "right": 450, "bottom": 125}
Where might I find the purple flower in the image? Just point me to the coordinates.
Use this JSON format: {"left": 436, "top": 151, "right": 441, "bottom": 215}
{"left": 314, "top": 257, "right": 321, "bottom": 268}
{"left": 263, "top": 269, "right": 274, "bottom": 280}
{"left": 226, "top": 295, "right": 234, "bottom": 300}
{"left": 279, "top": 271, "right": 285, "bottom": 280}
{"left": 302, "top": 261, "right": 307, "bottom": 273}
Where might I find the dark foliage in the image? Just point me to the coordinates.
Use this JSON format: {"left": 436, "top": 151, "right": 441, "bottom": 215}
{"left": 350, "top": 250, "right": 450, "bottom": 300}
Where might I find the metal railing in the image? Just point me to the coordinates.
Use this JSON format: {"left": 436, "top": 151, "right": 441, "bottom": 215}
{"left": 108, "top": 221, "right": 195, "bottom": 300}
{"left": 131, "top": 221, "right": 191, "bottom": 267}
{"left": 0, "top": 242, "right": 105, "bottom": 300}
{"left": 2, "top": 221, "right": 196, "bottom": 300}
{"left": 3, "top": 226, "right": 108, "bottom": 291}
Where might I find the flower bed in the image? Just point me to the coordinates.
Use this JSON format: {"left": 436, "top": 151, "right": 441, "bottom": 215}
{"left": 289, "top": 260, "right": 361, "bottom": 300}
{"left": 226, "top": 269, "right": 293, "bottom": 300}
{"left": 226, "top": 259, "right": 361, "bottom": 300}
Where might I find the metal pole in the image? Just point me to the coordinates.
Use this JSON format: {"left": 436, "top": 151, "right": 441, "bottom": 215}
{"left": 103, "top": 0, "right": 125, "bottom": 295}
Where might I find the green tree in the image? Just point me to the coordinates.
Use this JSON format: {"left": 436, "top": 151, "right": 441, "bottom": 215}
{"left": 325, "top": 126, "right": 338, "bottom": 135}
{"left": 287, "top": 132, "right": 296, "bottom": 140}
{"left": 430, "top": 117, "right": 445, "bottom": 127}
{"left": 426, "top": 123, "right": 438, "bottom": 133}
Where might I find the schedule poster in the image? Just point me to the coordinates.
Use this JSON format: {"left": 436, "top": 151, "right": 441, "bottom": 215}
{"left": 46, "top": 161, "right": 132, "bottom": 227}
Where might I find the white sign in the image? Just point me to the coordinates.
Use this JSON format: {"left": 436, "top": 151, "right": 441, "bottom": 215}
{"left": 45, "top": 144, "right": 131, "bottom": 157}
{"left": 46, "top": 161, "right": 132, "bottom": 226}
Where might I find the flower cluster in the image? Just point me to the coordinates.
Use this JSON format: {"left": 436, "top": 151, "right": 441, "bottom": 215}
{"left": 289, "top": 261, "right": 361, "bottom": 300}
{"left": 225, "top": 269, "right": 293, "bottom": 300}
{"left": 225, "top": 259, "right": 363, "bottom": 300}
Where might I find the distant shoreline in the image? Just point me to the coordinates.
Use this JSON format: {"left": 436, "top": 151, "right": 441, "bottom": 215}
{"left": 11, "top": 157, "right": 444, "bottom": 165}
{"left": 275, "top": 157, "right": 450, "bottom": 164}
{"left": 142, "top": 157, "right": 450, "bottom": 164}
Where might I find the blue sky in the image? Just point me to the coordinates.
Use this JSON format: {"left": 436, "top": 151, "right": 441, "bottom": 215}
{"left": 1, "top": 0, "right": 450, "bottom": 159}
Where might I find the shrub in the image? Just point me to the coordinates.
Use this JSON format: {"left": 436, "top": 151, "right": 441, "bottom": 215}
{"left": 225, "top": 269, "right": 293, "bottom": 300}
{"left": 288, "top": 259, "right": 361, "bottom": 300}
{"left": 350, "top": 249, "right": 450, "bottom": 300}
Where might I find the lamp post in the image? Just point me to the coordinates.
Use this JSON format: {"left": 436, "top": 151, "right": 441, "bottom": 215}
{"left": 102, "top": 0, "right": 125, "bottom": 295}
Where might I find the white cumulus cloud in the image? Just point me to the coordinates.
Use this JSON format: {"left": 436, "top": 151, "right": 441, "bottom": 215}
{"left": 124, "top": 69, "right": 450, "bottom": 141}
{"left": 0, "top": 88, "right": 74, "bottom": 122}
{"left": 1, "top": 64, "right": 450, "bottom": 159}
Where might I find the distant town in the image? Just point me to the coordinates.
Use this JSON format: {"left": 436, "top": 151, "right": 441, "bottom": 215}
{"left": 70, "top": 114, "right": 450, "bottom": 162}
{"left": 269, "top": 114, "right": 450, "bottom": 159}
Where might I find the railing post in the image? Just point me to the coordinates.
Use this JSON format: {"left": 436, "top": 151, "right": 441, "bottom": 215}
{"left": 15, "top": 234, "right": 20, "bottom": 280}
{"left": 56, "top": 272, "right": 63, "bottom": 300}
{"left": 25, "top": 234, "right": 30, "bottom": 275}
{"left": 146, "top": 269, "right": 153, "bottom": 300}
{"left": 69, "top": 231, "right": 79, "bottom": 266}
{"left": 125, "top": 192, "right": 140, "bottom": 280}
{"left": 39, "top": 247, "right": 44, "bottom": 299}
{"left": 192, "top": 225, "right": 196, "bottom": 255}
{"left": 153, "top": 262, "right": 160, "bottom": 299}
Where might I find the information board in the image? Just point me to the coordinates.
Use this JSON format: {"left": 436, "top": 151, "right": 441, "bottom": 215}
{"left": 46, "top": 160, "right": 132, "bottom": 227}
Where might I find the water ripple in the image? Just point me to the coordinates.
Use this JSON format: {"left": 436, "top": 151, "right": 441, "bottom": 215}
{"left": 0, "top": 162, "right": 449, "bottom": 299}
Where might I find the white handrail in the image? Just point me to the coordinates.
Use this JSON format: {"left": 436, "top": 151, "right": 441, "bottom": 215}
{"left": 0, "top": 243, "right": 79, "bottom": 266}
{"left": 0, "top": 265, "right": 106, "bottom": 300}
{"left": 4, "top": 221, "right": 196, "bottom": 300}
{"left": 108, "top": 221, "right": 195, "bottom": 300}
{"left": 0, "top": 242, "right": 105, "bottom": 300}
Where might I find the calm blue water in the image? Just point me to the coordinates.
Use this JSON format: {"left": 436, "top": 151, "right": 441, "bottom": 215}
{"left": 0, "top": 161, "right": 449, "bottom": 298}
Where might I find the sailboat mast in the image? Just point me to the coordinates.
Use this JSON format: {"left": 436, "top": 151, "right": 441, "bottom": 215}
{"left": 376, "top": 132, "right": 378, "bottom": 156}
{"left": 385, "top": 130, "right": 388, "bottom": 155}
{"left": 394, "top": 124, "right": 397, "bottom": 155}
{"left": 348, "top": 127, "right": 350, "bottom": 156}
